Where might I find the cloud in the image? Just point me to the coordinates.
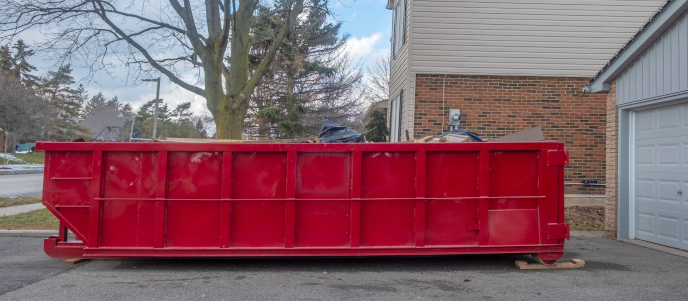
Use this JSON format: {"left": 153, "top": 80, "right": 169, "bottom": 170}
{"left": 352, "top": 12, "right": 357, "bottom": 18}
{"left": 344, "top": 32, "right": 383, "bottom": 64}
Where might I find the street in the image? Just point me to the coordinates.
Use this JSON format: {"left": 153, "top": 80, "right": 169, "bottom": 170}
{"left": 1, "top": 232, "right": 687, "bottom": 301}
{"left": 0, "top": 174, "right": 44, "bottom": 197}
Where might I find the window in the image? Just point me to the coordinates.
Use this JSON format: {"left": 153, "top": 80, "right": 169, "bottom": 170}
{"left": 389, "top": 90, "right": 403, "bottom": 142}
{"left": 392, "top": 0, "right": 406, "bottom": 57}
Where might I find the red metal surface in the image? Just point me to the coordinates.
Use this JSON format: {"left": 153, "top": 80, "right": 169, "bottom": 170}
{"left": 37, "top": 141, "right": 569, "bottom": 260}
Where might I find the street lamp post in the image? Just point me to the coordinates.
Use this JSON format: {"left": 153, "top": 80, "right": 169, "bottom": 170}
{"left": 142, "top": 78, "right": 161, "bottom": 139}
{"left": 129, "top": 115, "right": 140, "bottom": 141}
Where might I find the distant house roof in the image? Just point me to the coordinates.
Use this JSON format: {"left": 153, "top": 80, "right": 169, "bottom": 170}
{"left": 362, "top": 100, "right": 388, "bottom": 125}
{"left": 79, "top": 111, "right": 130, "bottom": 139}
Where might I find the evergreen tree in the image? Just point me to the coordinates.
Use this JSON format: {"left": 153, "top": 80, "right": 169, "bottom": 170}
{"left": 35, "top": 65, "right": 88, "bottom": 141}
{"left": 249, "top": 1, "right": 363, "bottom": 139}
{"left": 80, "top": 92, "right": 108, "bottom": 120}
{"left": 0, "top": 40, "right": 38, "bottom": 85}
{"left": 365, "top": 111, "right": 388, "bottom": 143}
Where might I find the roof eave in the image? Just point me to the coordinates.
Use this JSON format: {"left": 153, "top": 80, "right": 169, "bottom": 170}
{"left": 385, "top": 0, "right": 394, "bottom": 10}
{"left": 589, "top": 0, "right": 688, "bottom": 93}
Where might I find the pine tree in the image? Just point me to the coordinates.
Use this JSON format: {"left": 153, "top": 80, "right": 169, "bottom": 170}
{"left": 80, "top": 92, "right": 108, "bottom": 120}
{"left": 35, "top": 65, "right": 88, "bottom": 141}
{"left": 0, "top": 40, "right": 38, "bottom": 85}
{"left": 365, "top": 111, "right": 388, "bottom": 142}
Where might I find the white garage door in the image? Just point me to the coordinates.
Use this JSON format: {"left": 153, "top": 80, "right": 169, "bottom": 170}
{"left": 634, "top": 101, "right": 688, "bottom": 251}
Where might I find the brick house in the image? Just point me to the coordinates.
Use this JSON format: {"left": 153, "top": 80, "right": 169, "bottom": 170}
{"left": 588, "top": 0, "right": 688, "bottom": 250}
{"left": 385, "top": 0, "right": 665, "bottom": 197}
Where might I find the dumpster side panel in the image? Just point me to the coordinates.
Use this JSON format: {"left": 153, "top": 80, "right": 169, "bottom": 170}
{"left": 360, "top": 152, "right": 416, "bottom": 247}
{"left": 229, "top": 152, "right": 287, "bottom": 247}
{"left": 165, "top": 151, "right": 223, "bottom": 248}
{"left": 100, "top": 151, "right": 157, "bottom": 247}
{"left": 294, "top": 152, "right": 351, "bottom": 247}
{"left": 37, "top": 142, "right": 568, "bottom": 259}
{"left": 44, "top": 151, "right": 93, "bottom": 242}
{"left": 487, "top": 151, "right": 540, "bottom": 245}
{"left": 425, "top": 151, "right": 481, "bottom": 246}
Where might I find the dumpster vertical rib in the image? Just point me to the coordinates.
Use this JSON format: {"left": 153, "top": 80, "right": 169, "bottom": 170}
{"left": 539, "top": 149, "right": 547, "bottom": 244}
{"left": 350, "top": 151, "right": 362, "bottom": 248}
{"left": 220, "top": 151, "right": 232, "bottom": 248}
{"left": 415, "top": 150, "right": 426, "bottom": 247}
{"left": 558, "top": 143, "right": 566, "bottom": 244}
{"left": 87, "top": 150, "right": 103, "bottom": 248}
{"left": 285, "top": 151, "right": 297, "bottom": 248}
{"left": 154, "top": 151, "right": 168, "bottom": 248}
{"left": 478, "top": 150, "right": 490, "bottom": 245}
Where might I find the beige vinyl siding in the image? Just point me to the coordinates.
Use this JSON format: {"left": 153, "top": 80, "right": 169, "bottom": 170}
{"left": 389, "top": 0, "right": 413, "bottom": 141}
{"left": 411, "top": 0, "right": 667, "bottom": 77}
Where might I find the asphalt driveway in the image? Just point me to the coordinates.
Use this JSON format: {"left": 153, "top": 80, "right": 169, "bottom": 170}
{"left": 1, "top": 232, "right": 686, "bottom": 300}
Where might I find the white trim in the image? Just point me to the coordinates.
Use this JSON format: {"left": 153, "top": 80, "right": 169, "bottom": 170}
{"left": 389, "top": 95, "right": 401, "bottom": 142}
{"left": 628, "top": 110, "right": 636, "bottom": 240}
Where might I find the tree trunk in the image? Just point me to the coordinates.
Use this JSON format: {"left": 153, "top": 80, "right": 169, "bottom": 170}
{"left": 214, "top": 98, "right": 249, "bottom": 139}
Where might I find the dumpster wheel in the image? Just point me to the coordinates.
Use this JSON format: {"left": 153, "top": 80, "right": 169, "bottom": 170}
{"left": 532, "top": 252, "right": 564, "bottom": 265}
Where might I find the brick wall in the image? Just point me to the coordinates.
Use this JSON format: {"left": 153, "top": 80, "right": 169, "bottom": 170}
{"left": 414, "top": 74, "right": 608, "bottom": 195}
{"left": 605, "top": 81, "right": 618, "bottom": 238}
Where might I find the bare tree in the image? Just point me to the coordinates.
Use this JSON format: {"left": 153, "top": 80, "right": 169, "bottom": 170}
{"left": 364, "top": 53, "right": 389, "bottom": 104}
{"left": 1, "top": 0, "right": 317, "bottom": 139}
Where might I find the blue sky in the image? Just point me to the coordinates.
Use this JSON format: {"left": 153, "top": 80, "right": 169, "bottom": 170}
{"left": 330, "top": 0, "right": 391, "bottom": 64}
{"left": 20, "top": 0, "right": 392, "bottom": 116}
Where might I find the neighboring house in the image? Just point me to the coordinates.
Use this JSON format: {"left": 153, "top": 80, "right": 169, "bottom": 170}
{"left": 79, "top": 110, "right": 131, "bottom": 142}
{"left": 588, "top": 0, "right": 688, "bottom": 251}
{"left": 362, "top": 100, "right": 388, "bottom": 126}
{"left": 385, "top": 0, "right": 665, "bottom": 198}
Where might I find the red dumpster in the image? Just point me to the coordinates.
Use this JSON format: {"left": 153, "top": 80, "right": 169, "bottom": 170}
{"left": 37, "top": 141, "right": 569, "bottom": 263}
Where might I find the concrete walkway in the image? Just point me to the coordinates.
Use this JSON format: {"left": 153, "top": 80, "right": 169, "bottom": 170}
{"left": 0, "top": 203, "right": 45, "bottom": 217}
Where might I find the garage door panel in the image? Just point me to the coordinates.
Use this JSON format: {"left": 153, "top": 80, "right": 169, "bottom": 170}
{"left": 657, "top": 106, "right": 680, "bottom": 130}
{"left": 635, "top": 179, "right": 656, "bottom": 201}
{"left": 635, "top": 210, "right": 656, "bottom": 236}
{"left": 635, "top": 145, "right": 655, "bottom": 166}
{"left": 634, "top": 101, "right": 688, "bottom": 251}
{"left": 657, "top": 144, "right": 680, "bottom": 166}
{"left": 657, "top": 215, "right": 680, "bottom": 241}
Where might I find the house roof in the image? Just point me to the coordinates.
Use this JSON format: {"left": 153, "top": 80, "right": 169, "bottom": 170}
{"left": 385, "top": 0, "right": 394, "bottom": 10}
{"left": 79, "top": 110, "right": 129, "bottom": 139}
{"left": 362, "top": 100, "right": 388, "bottom": 125}
{"left": 588, "top": 0, "right": 688, "bottom": 92}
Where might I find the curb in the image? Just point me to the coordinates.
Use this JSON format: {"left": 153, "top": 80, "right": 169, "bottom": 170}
{"left": 0, "top": 169, "right": 44, "bottom": 176}
{"left": 0, "top": 230, "right": 57, "bottom": 238}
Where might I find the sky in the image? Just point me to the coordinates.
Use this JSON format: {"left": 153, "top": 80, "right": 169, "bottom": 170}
{"left": 18, "top": 0, "right": 392, "bottom": 116}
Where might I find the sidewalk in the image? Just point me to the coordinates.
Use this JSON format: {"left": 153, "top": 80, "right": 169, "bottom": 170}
{"left": 0, "top": 165, "right": 43, "bottom": 176}
{"left": 0, "top": 203, "right": 45, "bottom": 217}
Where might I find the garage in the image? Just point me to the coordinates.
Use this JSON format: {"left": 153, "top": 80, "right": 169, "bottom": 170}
{"left": 633, "top": 102, "right": 688, "bottom": 250}
{"left": 587, "top": 0, "right": 688, "bottom": 250}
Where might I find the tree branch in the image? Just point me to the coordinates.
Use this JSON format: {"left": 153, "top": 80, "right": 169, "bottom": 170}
{"left": 92, "top": 1, "right": 205, "bottom": 97}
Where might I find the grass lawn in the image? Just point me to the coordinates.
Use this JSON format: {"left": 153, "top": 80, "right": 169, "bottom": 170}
{"left": 1, "top": 152, "right": 45, "bottom": 165}
{"left": 0, "top": 197, "right": 42, "bottom": 208}
{"left": 0, "top": 209, "right": 59, "bottom": 230}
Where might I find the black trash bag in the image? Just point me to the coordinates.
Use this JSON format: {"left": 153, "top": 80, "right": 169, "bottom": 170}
{"left": 319, "top": 117, "right": 365, "bottom": 143}
{"left": 438, "top": 129, "right": 483, "bottom": 142}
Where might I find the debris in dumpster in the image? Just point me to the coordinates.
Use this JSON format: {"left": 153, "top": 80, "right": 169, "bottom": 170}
{"left": 492, "top": 126, "right": 544, "bottom": 142}
{"left": 319, "top": 117, "right": 365, "bottom": 143}
{"left": 413, "top": 129, "right": 482, "bottom": 143}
